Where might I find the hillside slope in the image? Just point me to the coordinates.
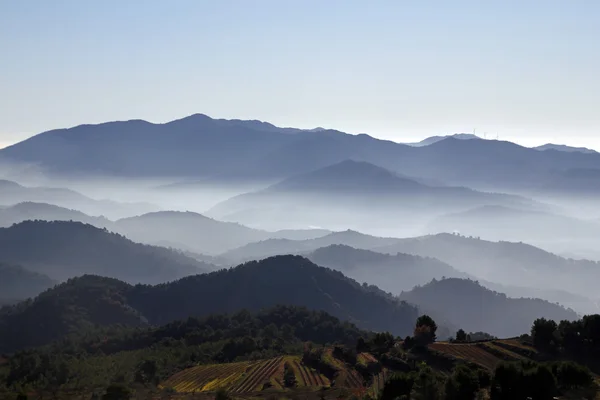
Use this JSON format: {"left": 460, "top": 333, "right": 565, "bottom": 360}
{"left": 307, "top": 244, "right": 467, "bottom": 293}
{"left": 0, "top": 256, "right": 418, "bottom": 353}
{"left": 0, "top": 201, "right": 112, "bottom": 228}
{"left": 0, "top": 263, "right": 56, "bottom": 302}
{"left": 399, "top": 278, "right": 579, "bottom": 337}
{"left": 374, "top": 233, "right": 600, "bottom": 300}
{"left": 128, "top": 256, "right": 418, "bottom": 331}
{"left": 114, "top": 211, "right": 332, "bottom": 255}
{"left": 425, "top": 205, "right": 600, "bottom": 254}
{"left": 115, "top": 211, "right": 267, "bottom": 255}
{"left": 220, "top": 230, "right": 400, "bottom": 262}
{"left": 0, "top": 220, "right": 211, "bottom": 284}
{"left": 208, "top": 160, "right": 538, "bottom": 230}
{"left": 0, "top": 179, "right": 156, "bottom": 219}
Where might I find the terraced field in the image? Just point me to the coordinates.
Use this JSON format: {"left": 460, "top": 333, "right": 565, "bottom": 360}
{"left": 479, "top": 342, "right": 526, "bottom": 362}
{"left": 370, "top": 369, "right": 390, "bottom": 396}
{"left": 286, "top": 356, "right": 330, "bottom": 388}
{"left": 494, "top": 339, "right": 538, "bottom": 356}
{"left": 430, "top": 341, "right": 533, "bottom": 371}
{"left": 358, "top": 352, "right": 377, "bottom": 365}
{"left": 321, "top": 349, "right": 364, "bottom": 389}
{"left": 162, "top": 360, "right": 258, "bottom": 392}
{"left": 229, "top": 356, "right": 284, "bottom": 393}
{"left": 163, "top": 356, "right": 332, "bottom": 394}
{"left": 429, "top": 343, "right": 505, "bottom": 370}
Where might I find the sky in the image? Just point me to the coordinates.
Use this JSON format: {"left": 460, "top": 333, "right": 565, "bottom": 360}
{"left": 1, "top": 0, "right": 599, "bottom": 149}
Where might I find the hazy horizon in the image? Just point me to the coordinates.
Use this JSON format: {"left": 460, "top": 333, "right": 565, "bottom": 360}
{"left": 1, "top": 112, "right": 599, "bottom": 152}
{"left": 2, "top": 1, "right": 599, "bottom": 150}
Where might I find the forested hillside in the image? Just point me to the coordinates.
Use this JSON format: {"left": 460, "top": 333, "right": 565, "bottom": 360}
{"left": 0, "top": 256, "right": 418, "bottom": 353}
{"left": 0, "top": 220, "right": 211, "bottom": 284}
{"left": 399, "top": 278, "right": 579, "bottom": 337}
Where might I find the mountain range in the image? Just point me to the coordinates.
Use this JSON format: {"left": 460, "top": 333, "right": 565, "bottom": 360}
{"left": 207, "top": 160, "right": 541, "bottom": 231}
{"left": 373, "top": 233, "right": 600, "bottom": 302}
{"left": 114, "top": 211, "right": 330, "bottom": 255}
{"left": 218, "top": 231, "right": 600, "bottom": 314}
{"left": 219, "top": 230, "right": 400, "bottom": 263}
{"left": 425, "top": 205, "right": 600, "bottom": 253}
{"left": 3, "top": 114, "right": 600, "bottom": 196}
{"left": 307, "top": 244, "right": 467, "bottom": 293}
{"left": 0, "top": 256, "right": 419, "bottom": 353}
{"left": 0, "top": 254, "right": 579, "bottom": 354}
{"left": 0, "top": 179, "right": 157, "bottom": 219}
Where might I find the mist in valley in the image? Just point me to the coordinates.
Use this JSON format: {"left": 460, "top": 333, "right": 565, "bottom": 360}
{"left": 2, "top": 115, "right": 600, "bottom": 340}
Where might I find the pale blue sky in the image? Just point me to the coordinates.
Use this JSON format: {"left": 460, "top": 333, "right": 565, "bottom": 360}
{"left": 1, "top": 0, "right": 599, "bottom": 148}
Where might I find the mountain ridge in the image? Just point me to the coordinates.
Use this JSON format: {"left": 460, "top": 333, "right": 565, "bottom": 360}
{"left": 0, "top": 255, "right": 419, "bottom": 353}
{"left": 0, "top": 220, "right": 211, "bottom": 284}
{"left": 4, "top": 114, "right": 600, "bottom": 193}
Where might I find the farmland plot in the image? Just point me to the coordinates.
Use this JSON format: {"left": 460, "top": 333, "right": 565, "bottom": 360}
{"left": 429, "top": 343, "right": 503, "bottom": 370}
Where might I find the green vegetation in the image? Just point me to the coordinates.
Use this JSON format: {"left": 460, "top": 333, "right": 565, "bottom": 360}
{"left": 0, "top": 255, "right": 418, "bottom": 354}
{"left": 0, "top": 306, "right": 366, "bottom": 395}
{"left": 531, "top": 314, "right": 600, "bottom": 358}
{"left": 0, "top": 311, "right": 598, "bottom": 399}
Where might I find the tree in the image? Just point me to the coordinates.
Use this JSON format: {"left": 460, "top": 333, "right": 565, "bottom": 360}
{"left": 284, "top": 365, "right": 297, "bottom": 387}
{"left": 215, "top": 388, "right": 230, "bottom": 400}
{"left": 414, "top": 315, "right": 437, "bottom": 347}
{"left": 491, "top": 363, "right": 522, "bottom": 400}
{"left": 411, "top": 365, "right": 441, "bottom": 400}
{"left": 553, "top": 361, "right": 593, "bottom": 389}
{"left": 531, "top": 318, "right": 557, "bottom": 350}
{"left": 522, "top": 364, "right": 557, "bottom": 400}
{"left": 356, "top": 337, "right": 368, "bottom": 353}
{"left": 445, "top": 365, "right": 479, "bottom": 400}
{"left": 455, "top": 329, "right": 467, "bottom": 343}
{"left": 134, "top": 359, "right": 157, "bottom": 384}
{"left": 380, "top": 372, "right": 414, "bottom": 400}
{"left": 102, "top": 383, "right": 132, "bottom": 400}
{"left": 371, "top": 332, "right": 395, "bottom": 352}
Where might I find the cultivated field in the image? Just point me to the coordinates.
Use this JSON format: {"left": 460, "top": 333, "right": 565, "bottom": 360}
{"left": 162, "top": 356, "right": 332, "bottom": 394}
{"left": 286, "top": 356, "right": 330, "bottom": 388}
{"left": 370, "top": 369, "right": 390, "bottom": 397}
{"left": 429, "top": 341, "right": 526, "bottom": 370}
{"left": 161, "top": 360, "right": 259, "bottom": 393}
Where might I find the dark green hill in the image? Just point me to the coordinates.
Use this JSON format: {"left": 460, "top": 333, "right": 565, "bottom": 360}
{"left": 0, "top": 275, "right": 145, "bottom": 352}
{"left": 128, "top": 255, "right": 417, "bottom": 331}
{"left": 0, "top": 220, "right": 211, "bottom": 284}
{"left": 0, "top": 255, "right": 418, "bottom": 353}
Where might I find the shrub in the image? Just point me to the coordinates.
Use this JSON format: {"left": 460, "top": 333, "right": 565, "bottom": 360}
{"left": 551, "top": 361, "right": 593, "bottom": 389}
{"left": 102, "top": 383, "right": 132, "bottom": 400}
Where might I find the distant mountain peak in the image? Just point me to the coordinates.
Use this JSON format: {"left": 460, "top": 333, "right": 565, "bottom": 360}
{"left": 408, "top": 133, "right": 481, "bottom": 147}
{"left": 534, "top": 143, "right": 597, "bottom": 154}
{"left": 267, "top": 160, "right": 423, "bottom": 193}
